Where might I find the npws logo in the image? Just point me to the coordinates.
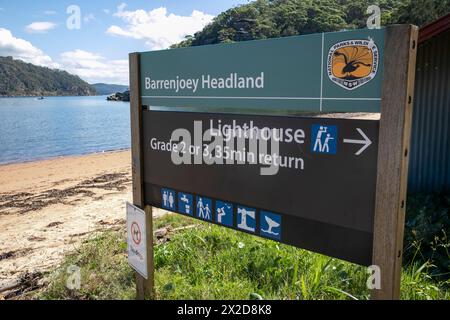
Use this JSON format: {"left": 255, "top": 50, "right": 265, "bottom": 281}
{"left": 327, "top": 38, "right": 379, "bottom": 90}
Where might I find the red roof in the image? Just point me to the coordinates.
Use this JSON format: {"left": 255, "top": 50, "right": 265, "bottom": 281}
{"left": 419, "top": 12, "right": 450, "bottom": 44}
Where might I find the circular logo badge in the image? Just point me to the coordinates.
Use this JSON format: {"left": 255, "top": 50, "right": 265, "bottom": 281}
{"left": 327, "top": 38, "right": 379, "bottom": 90}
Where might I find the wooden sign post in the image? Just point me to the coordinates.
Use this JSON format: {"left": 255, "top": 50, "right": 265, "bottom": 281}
{"left": 371, "top": 25, "right": 418, "bottom": 300}
{"left": 129, "top": 52, "right": 154, "bottom": 300}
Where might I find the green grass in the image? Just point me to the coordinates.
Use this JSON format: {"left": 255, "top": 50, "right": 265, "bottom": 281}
{"left": 39, "top": 213, "right": 450, "bottom": 300}
{"left": 404, "top": 193, "right": 450, "bottom": 279}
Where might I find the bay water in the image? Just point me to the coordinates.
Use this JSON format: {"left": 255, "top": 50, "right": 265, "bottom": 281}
{"left": 0, "top": 96, "right": 131, "bottom": 164}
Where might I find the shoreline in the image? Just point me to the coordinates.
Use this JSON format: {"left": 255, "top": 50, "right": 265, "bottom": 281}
{"left": 0, "top": 149, "right": 132, "bottom": 195}
{"left": 0, "top": 95, "right": 101, "bottom": 98}
{"left": 0, "top": 148, "right": 131, "bottom": 168}
{"left": 0, "top": 94, "right": 125, "bottom": 100}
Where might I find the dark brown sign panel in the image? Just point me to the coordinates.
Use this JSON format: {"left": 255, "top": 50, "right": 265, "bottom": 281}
{"left": 143, "top": 110, "right": 379, "bottom": 265}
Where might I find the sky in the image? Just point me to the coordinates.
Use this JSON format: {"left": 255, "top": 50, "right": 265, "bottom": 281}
{"left": 0, "top": 0, "right": 249, "bottom": 85}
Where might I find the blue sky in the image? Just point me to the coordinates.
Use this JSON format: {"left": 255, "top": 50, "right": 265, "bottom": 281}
{"left": 0, "top": 1, "right": 249, "bottom": 84}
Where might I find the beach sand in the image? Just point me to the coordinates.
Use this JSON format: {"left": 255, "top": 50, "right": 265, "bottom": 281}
{"left": 0, "top": 150, "right": 165, "bottom": 293}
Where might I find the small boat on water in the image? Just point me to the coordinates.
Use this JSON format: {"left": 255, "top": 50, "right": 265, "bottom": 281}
{"left": 37, "top": 96, "right": 45, "bottom": 100}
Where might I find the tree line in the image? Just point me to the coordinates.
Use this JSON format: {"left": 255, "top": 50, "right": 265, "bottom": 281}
{"left": 172, "top": 0, "right": 450, "bottom": 48}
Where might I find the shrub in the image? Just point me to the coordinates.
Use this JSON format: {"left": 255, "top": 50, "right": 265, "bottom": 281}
{"left": 404, "top": 193, "right": 450, "bottom": 279}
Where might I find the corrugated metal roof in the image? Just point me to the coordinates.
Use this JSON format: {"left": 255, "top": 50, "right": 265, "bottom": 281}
{"left": 409, "top": 30, "right": 450, "bottom": 193}
{"left": 419, "top": 13, "right": 450, "bottom": 44}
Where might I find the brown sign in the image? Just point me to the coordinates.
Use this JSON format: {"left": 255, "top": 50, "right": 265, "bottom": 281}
{"left": 143, "top": 110, "right": 379, "bottom": 265}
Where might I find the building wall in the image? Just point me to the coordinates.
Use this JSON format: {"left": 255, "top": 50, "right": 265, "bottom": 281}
{"left": 409, "top": 30, "right": 450, "bottom": 193}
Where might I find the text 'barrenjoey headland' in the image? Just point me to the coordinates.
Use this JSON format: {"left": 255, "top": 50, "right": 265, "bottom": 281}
{"left": 144, "top": 72, "right": 265, "bottom": 93}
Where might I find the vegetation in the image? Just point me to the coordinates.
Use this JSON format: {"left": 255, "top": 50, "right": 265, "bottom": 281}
{"left": 404, "top": 194, "right": 450, "bottom": 280}
{"left": 40, "top": 208, "right": 450, "bottom": 300}
{"left": 106, "top": 90, "right": 130, "bottom": 102}
{"left": 172, "top": 0, "right": 450, "bottom": 48}
{"left": 0, "top": 56, "right": 95, "bottom": 97}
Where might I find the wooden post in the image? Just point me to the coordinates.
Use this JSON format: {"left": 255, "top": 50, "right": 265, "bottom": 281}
{"left": 371, "top": 25, "right": 418, "bottom": 300}
{"left": 129, "top": 52, "right": 154, "bottom": 300}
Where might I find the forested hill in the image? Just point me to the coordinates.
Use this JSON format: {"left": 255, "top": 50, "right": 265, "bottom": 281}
{"left": 0, "top": 56, "right": 95, "bottom": 97}
{"left": 92, "top": 83, "right": 129, "bottom": 95}
{"left": 172, "top": 0, "right": 450, "bottom": 48}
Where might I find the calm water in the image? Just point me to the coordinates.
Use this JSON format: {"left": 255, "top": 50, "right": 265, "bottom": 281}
{"left": 0, "top": 96, "right": 130, "bottom": 164}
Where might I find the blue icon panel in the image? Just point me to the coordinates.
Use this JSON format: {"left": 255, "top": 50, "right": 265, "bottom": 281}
{"left": 236, "top": 205, "right": 256, "bottom": 233}
{"left": 215, "top": 201, "right": 233, "bottom": 227}
{"left": 260, "top": 211, "right": 282, "bottom": 240}
{"left": 311, "top": 124, "right": 338, "bottom": 154}
{"left": 161, "top": 188, "right": 176, "bottom": 211}
{"left": 160, "top": 187, "right": 284, "bottom": 243}
{"left": 196, "top": 196, "right": 213, "bottom": 221}
{"left": 178, "top": 192, "right": 193, "bottom": 215}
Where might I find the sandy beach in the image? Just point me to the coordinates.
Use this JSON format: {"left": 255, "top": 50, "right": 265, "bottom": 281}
{"left": 0, "top": 150, "right": 165, "bottom": 294}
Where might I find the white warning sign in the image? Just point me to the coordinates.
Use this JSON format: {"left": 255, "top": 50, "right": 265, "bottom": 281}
{"left": 126, "top": 202, "right": 148, "bottom": 279}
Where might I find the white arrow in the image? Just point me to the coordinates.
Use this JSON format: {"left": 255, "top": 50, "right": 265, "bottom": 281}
{"left": 343, "top": 128, "right": 372, "bottom": 156}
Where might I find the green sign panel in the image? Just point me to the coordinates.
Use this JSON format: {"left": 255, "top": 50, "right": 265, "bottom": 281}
{"left": 140, "top": 28, "right": 385, "bottom": 114}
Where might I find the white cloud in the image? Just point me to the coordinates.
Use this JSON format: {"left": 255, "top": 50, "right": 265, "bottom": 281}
{"left": 0, "top": 28, "right": 59, "bottom": 68}
{"left": 44, "top": 10, "right": 57, "bottom": 15}
{"left": 25, "top": 21, "right": 57, "bottom": 33}
{"left": 106, "top": 4, "right": 214, "bottom": 49}
{"left": 0, "top": 28, "right": 127, "bottom": 84}
{"left": 60, "top": 49, "right": 129, "bottom": 84}
{"left": 103, "top": 9, "right": 110, "bottom": 15}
